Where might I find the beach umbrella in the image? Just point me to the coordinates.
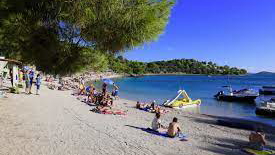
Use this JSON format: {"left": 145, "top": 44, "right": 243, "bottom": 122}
{"left": 23, "top": 66, "right": 30, "bottom": 71}
{"left": 102, "top": 78, "right": 114, "bottom": 85}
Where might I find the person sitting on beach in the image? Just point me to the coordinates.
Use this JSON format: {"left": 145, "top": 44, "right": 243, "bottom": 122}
{"left": 151, "top": 113, "right": 167, "bottom": 132}
{"left": 78, "top": 82, "right": 85, "bottom": 95}
{"left": 88, "top": 87, "right": 96, "bottom": 103}
{"left": 167, "top": 117, "right": 182, "bottom": 138}
{"left": 249, "top": 128, "right": 266, "bottom": 150}
{"left": 136, "top": 101, "right": 150, "bottom": 109}
{"left": 102, "top": 94, "right": 113, "bottom": 106}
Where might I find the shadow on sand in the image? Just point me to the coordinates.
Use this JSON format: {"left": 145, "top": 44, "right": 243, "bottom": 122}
{"left": 125, "top": 125, "right": 187, "bottom": 141}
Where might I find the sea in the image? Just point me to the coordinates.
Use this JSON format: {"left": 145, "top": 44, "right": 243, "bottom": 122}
{"left": 94, "top": 74, "right": 275, "bottom": 126}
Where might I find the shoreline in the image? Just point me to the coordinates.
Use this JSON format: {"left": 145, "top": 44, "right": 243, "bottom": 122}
{"left": 0, "top": 84, "right": 274, "bottom": 154}
{"left": 139, "top": 73, "right": 248, "bottom": 76}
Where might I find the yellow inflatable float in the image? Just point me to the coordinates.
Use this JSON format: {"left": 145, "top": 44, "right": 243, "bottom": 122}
{"left": 163, "top": 90, "right": 201, "bottom": 108}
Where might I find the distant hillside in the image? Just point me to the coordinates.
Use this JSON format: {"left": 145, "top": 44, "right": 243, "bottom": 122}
{"left": 255, "top": 71, "right": 275, "bottom": 75}
{"left": 108, "top": 57, "right": 247, "bottom": 75}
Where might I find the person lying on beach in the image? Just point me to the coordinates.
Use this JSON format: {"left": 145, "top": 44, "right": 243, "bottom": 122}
{"left": 149, "top": 101, "right": 169, "bottom": 114}
{"left": 136, "top": 101, "right": 150, "bottom": 109}
{"left": 102, "top": 94, "right": 113, "bottom": 106}
{"left": 136, "top": 101, "right": 169, "bottom": 114}
{"left": 248, "top": 128, "right": 266, "bottom": 150}
{"left": 92, "top": 105, "right": 126, "bottom": 115}
{"left": 167, "top": 117, "right": 182, "bottom": 138}
{"left": 151, "top": 113, "right": 167, "bottom": 132}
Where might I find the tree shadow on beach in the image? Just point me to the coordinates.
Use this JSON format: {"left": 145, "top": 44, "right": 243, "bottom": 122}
{"left": 198, "top": 136, "right": 249, "bottom": 155}
{"left": 125, "top": 125, "right": 162, "bottom": 136}
{"left": 193, "top": 117, "right": 257, "bottom": 131}
{"left": 125, "top": 125, "right": 188, "bottom": 141}
{"left": 198, "top": 145, "right": 247, "bottom": 155}
{"left": 200, "top": 135, "right": 275, "bottom": 155}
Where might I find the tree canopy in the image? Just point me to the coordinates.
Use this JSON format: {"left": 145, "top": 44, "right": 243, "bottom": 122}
{"left": 0, "top": 0, "right": 174, "bottom": 75}
{"left": 109, "top": 57, "right": 248, "bottom": 75}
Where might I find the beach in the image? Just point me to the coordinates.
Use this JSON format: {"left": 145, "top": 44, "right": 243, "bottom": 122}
{"left": 0, "top": 83, "right": 274, "bottom": 155}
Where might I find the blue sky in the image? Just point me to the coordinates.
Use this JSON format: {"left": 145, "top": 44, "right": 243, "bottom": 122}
{"left": 124, "top": 0, "right": 275, "bottom": 73}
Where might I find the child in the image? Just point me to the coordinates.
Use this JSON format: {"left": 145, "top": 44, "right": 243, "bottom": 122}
{"left": 36, "top": 74, "right": 42, "bottom": 95}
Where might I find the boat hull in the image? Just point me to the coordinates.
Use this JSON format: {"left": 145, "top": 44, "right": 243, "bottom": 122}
{"left": 259, "top": 89, "right": 275, "bottom": 95}
{"left": 215, "top": 95, "right": 257, "bottom": 103}
{"left": 255, "top": 107, "right": 275, "bottom": 117}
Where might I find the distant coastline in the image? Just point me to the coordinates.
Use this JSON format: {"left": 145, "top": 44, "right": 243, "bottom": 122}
{"left": 127, "top": 73, "right": 248, "bottom": 77}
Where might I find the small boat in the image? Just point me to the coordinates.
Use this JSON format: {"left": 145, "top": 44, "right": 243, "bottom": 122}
{"left": 163, "top": 90, "right": 201, "bottom": 109}
{"left": 214, "top": 86, "right": 259, "bottom": 103}
{"left": 255, "top": 98, "right": 275, "bottom": 117}
{"left": 259, "top": 85, "right": 275, "bottom": 95}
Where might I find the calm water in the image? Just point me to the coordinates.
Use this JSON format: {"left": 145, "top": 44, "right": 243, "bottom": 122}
{"left": 96, "top": 74, "right": 275, "bottom": 126}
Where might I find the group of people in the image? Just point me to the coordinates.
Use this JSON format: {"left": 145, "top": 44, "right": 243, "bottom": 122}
{"left": 73, "top": 76, "right": 272, "bottom": 150}
{"left": 136, "top": 101, "right": 169, "bottom": 114}
{"left": 23, "top": 69, "right": 42, "bottom": 95}
{"left": 8, "top": 68, "right": 42, "bottom": 95}
{"left": 75, "top": 78, "right": 126, "bottom": 115}
{"left": 151, "top": 113, "right": 182, "bottom": 138}
{"left": 76, "top": 78, "right": 119, "bottom": 107}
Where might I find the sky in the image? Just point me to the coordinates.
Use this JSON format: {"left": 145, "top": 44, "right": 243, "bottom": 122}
{"left": 124, "top": 0, "right": 275, "bottom": 73}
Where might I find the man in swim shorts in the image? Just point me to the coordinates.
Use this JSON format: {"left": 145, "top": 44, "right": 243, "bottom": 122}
{"left": 249, "top": 128, "right": 266, "bottom": 150}
{"left": 167, "top": 117, "right": 182, "bottom": 138}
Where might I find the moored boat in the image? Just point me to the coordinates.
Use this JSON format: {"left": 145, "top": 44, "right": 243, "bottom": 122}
{"left": 255, "top": 98, "right": 275, "bottom": 117}
{"left": 259, "top": 85, "right": 275, "bottom": 95}
{"left": 163, "top": 90, "right": 201, "bottom": 109}
{"left": 214, "top": 86, "right": 259, "bottom": 103}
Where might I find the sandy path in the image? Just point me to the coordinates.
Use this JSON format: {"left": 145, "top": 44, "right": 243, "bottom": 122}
{"left": 0, "top": 86, "right": 274, "bottom": 155}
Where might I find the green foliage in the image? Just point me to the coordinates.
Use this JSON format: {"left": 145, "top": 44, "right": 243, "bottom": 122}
{"left": 109, "top": 57, "right": 248, "bottom": 75}
{"left": 0, "top": 0, "right": 174, "bottom": 75}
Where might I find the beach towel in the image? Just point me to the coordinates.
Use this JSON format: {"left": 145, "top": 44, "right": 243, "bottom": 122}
{"left": 242, "top": 148, "right": 275, "bottom": 155}
{"left": 144, "top": 128, "right": 188, "bottom": 141}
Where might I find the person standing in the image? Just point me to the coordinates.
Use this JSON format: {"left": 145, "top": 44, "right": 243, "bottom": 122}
{"left": 102, "top": 82, "right": 107, "bottom": 96}
{"left": 112, "top": 83, "right": 119, "bottom": 100}
{"left": 9, "top": 68, "right": 13, "bottom": 87}
{"left": 24, "top": 71, "right": 31, "bottom": 94}
{"left": 35, "top": 74, "right": 42, "bottom": 95}
{"left": 19, "top": 70, "right": 23, "bottom": 83}
{"left": 29, "top": 69, "right": 34, "bottom": 94}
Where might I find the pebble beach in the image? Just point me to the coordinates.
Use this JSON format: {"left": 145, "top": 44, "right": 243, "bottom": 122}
{"left": 0, "top": 77, "right": 275, "bottom": 155}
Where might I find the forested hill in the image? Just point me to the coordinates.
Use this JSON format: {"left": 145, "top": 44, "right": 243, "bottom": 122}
{"left": 108, "top": 57, "right": 247, "bottom": 75}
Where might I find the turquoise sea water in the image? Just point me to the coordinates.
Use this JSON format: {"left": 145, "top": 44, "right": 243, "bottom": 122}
{"left": 96, "top": 74, "right": 275, "bottom": 126}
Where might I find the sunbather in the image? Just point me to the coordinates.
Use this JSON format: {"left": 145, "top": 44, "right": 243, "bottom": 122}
{"left": 78, "top": 83, "right": 85, "bottom": 95}
{"left": 136, "top": 101, "right": 150, "bottom": 109}
{"left": 87, "top": 87, "right": 96, "bottom": 103}
{"left": 249, "top": 128, "right": 266, "bottom": 150}
{"left": 167, "top": 117, "right": 182, "bottom": 138}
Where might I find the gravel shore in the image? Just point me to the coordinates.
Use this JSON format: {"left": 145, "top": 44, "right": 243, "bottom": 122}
{"left": 0, "top": 85, "right": 274, "bottom": 155}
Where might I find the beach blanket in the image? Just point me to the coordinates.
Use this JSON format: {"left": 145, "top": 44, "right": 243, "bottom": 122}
{"left": 144, "top": 128, "right": 188, "bottom": 141}
{"left": 242, "top": 148, "right": 275, "bottom": 155}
